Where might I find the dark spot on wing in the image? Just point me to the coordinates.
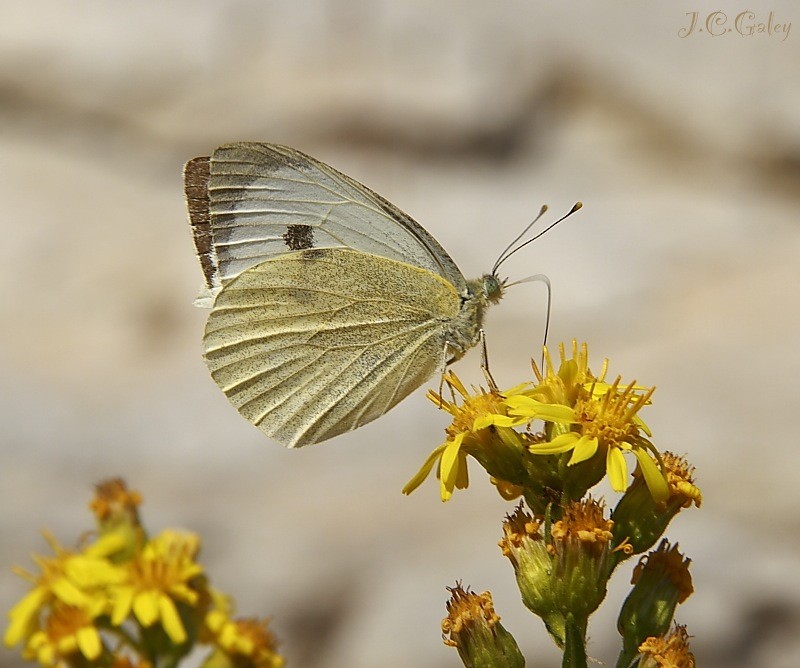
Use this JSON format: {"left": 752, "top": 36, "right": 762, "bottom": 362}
{"left": 283, "top": 224, "right": 315, "bottom": 250}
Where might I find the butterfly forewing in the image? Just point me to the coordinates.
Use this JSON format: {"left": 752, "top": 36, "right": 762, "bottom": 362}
{"left": 192, "top": 143, "right": 467, "bottom": 296}
{"left": 203, "top": 248, "right": 462, "bottom": 447}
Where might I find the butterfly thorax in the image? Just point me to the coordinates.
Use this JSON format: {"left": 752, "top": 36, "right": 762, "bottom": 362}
{"left": 444, "top": 274, "right": 505, "bottom": 362}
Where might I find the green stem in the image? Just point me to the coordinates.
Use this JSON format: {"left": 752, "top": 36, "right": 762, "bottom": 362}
{"left": 561, "top": 615, "right": 588, "bottom": 668}
{"left": 614, "top": 640, "right": 640, "bottom": 668}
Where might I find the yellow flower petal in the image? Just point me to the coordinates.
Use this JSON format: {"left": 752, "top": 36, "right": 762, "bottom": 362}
{"left": 158, "top": 596, "right": 187, "bottom": 644}
{"left": 473, "top": 413, "right": 518, "bottom": 430}
{"left": 4, "top": 587, "right": 48, "bottom": 647}
{"left": 502, "top": 382, "right": 533, "bottom": 396}
{"left": 506, "top": 396, "right": 576, "bottom": 423}
{"left": 402, "top": 444, "right": 447, "bottom": 495}
{"left": 84, "top": 532, "right": 129, "bottom": 559}
{"left": 205, "top": 609, "right": 226, "bottom": 634}
{"left": 633, "top": 448, "right": 670, "bottom": 503}
{"left": 76, "top": 626, "right": 102, "bottom": 660}
{"left": 439, "top": 433, "right": 465, "bottom": 501}
{"left": 110, "top": 586, "right": 134, "bottom": 626}
{"left": 65, "top": 554, "right": 125, "bottom": 588}
{"left": 529, "top": 432, "right": 580, "bottom": 455}
{"left": 567, "top": 435, "right": 598, "bottom": 466}
{"left": 133, "top": 590, "right": 160, "bottom": 627}
{"left": 606, "top": 446, "right": 629, "bottom": 492}
{"left": 454, "top": 451, "right": 470, "bottom": 490}
{"left": 49, "top": 577, "right": 93, "bottom": 609}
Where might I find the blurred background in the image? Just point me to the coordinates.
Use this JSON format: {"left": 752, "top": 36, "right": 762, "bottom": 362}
{"left": 1, "top": 1, "right": 799, "bottom": 666}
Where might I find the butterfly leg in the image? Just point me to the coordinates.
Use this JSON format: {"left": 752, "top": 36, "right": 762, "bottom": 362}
{"left": 437, "top": 341, "right": 462, "bottom": 405}
{"left": 479, "top": 329, "right": 499, "bottom": 392}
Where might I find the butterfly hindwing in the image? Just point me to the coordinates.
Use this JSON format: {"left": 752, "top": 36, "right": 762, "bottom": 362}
{"left": 202, "top": 248, "right": 462, "bottom": 447}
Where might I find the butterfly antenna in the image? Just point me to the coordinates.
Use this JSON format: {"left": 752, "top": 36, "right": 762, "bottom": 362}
{"left": 492, "top": 205, "right": 548, "bottom": 276}
{"left": 493, "top": 202, "right": 582, "bottom": 276}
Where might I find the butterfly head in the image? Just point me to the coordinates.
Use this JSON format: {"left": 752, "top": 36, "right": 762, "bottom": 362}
{"left": 481, "top": 273, "right": 507, "bottom": 305}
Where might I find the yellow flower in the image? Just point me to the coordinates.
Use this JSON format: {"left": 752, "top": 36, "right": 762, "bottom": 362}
{"left": 204, "top": 601, "right": 284, "bottom": 668}
{"left": 110, "top": 530, "right": 203, "bottom": 644}
{"left": 403, "top": 372, "right": 524, "bottom": 501}
{"left": 4, "top": 532, "right": 125, "bottom": 649}
{"left": 660, "top": 452, "right": 702, "bottom": 508}
{"left": 638, "top": 624, "right": 696, "bottom": 668}
{"left": 506, "top": 342, "right": 668, "bottom": 501}
{"left": 23, "top": 602, "right": 104, "bottom": 666}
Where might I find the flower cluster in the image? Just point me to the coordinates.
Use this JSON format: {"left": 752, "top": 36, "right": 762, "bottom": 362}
{"left": 4, "top": 479, "right": 284, "bottom": 668}
{"left": 405, "top": 341, "right": 670, "bottom": 508}
{"left": 416, "top": 342, "right": 701, "bottom": 668}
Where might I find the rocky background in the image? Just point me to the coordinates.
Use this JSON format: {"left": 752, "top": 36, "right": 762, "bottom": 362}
{"left": 2, "top": 1, "right": 799, "bottom": 666}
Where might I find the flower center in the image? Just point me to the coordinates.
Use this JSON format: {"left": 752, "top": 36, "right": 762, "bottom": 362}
{"left": 574, "top": 393, "right": 638, "bottom": 447}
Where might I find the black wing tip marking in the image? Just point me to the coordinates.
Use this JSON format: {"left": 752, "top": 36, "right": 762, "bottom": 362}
{"left": 184, "top": 156, "right": 219, "bottom": 290}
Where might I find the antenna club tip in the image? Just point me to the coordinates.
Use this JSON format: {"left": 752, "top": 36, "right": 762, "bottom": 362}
{"left": 572, "top": 201, "right": 583, "bottom": 212}
{"left": 540, "top": 204, "right": 549, "bottom": 214}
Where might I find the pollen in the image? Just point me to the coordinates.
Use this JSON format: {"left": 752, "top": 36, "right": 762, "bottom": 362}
{"left": 574, "top": 378, "right": 653, "bottom": 448}
{"left": 427, "top": 374, "right": 507, "bottom": 438}
{"left": 441, "top": 584, "right": 500, "bottom": 646}
{"left": 550, "top": 499, "right": 614, "bottom": 552}
{"left": 42, "top": 604, "right": 93, "bottom": 644}
{"left": 638, "top": 624, "right": 696, "bottom": 667}
{"left": 499, "top": 505, "right": 544, "bottom": 556}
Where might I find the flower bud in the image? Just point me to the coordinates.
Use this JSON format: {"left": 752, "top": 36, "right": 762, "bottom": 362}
{"left": 499, "top": 500, "right": 615, "bottom": 646}
{"left": 617, "top": 541, "right": 693, "bottom": 663}
{"left": 441, "top": 584, "right": 524, "bottom": 668}
{"left": 612, "top": 453, "right": 701, "bottom": 563}
{"left": 89, "top": 478, "right": 145, "bottom": 561}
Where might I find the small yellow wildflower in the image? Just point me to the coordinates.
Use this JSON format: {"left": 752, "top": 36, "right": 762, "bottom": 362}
{"left": 4, "top": 532, "right": 125, "bottom": 649}
{"left": 110, "top": 530, "right": 203, "bottom": 644}
{"left": 505, "top": 342, "right": 668, "bottom": 501}
{"left": 23, "top": 602, "right": 103, "bottom": 666}
{"left": 205, "top": 608, "right": 284, "bottom": 668}
{"left": 402, "top": 372, "right": 525, "bottom": 501}
{"left": 661, "top": 452, "right": 702, "bottom": 508}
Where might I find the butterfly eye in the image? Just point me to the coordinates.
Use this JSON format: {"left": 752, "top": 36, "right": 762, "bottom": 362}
{"left": 483, "top": 275, "right": 504, "bottom": 303}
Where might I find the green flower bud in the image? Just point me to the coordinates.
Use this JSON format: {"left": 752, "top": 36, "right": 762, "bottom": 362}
{"left": 612, "top": 453, "right": 701, "bottom": 565}
{"left": 442, "top": 584, "right": 524, "bottom": 668}
{"left": 499, "top": 500, "right": 615, "bottom": 647}
{"left": 617, "top": 541, "right": 693, "bottom": 665}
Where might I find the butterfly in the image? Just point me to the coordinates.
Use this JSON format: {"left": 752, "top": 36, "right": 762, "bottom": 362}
{"left": 184, "top": 143, "right": 577, "bottom": 447}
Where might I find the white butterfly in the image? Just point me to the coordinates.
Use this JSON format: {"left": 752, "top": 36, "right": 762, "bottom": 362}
{"left": 185, "top": 143, "right": 575, "bottom": 447}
